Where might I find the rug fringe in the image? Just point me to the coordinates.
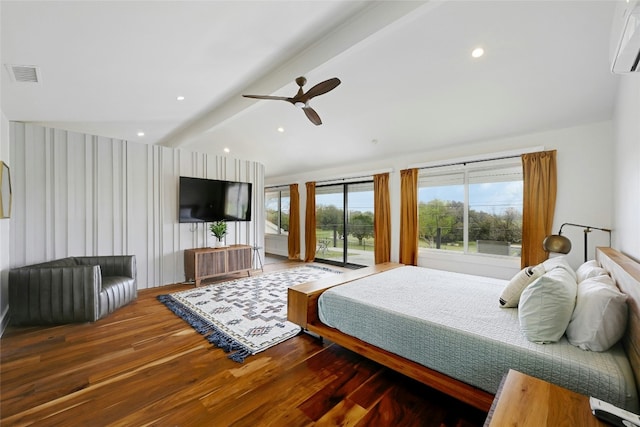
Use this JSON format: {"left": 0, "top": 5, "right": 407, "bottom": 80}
{"left": 156, "top": 265, "right": 340, "bottom": 364}
{"left": 157, "top": 295, "right": 214, "bottom": 335}
{"left": 308, "top": 264, "right": 345, "bottom": 274}
{"left": 228, "top": 348, "right": 252, "bottom": 363}
{"left": 158, "top": 294, "right": 253, "bottom": 363}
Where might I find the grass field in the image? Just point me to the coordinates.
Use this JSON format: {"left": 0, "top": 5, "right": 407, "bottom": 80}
{"left": 315, "top": 229, "right": 521, "bottom": 258}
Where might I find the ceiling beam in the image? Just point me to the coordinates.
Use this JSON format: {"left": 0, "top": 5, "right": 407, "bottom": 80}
{"left": 157, "top": 0, "right": 430, "bottom": 149}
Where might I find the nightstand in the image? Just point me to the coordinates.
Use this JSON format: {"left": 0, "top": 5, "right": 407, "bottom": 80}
{"left": 484, "top": 369, "right": 608, "bottom": 426}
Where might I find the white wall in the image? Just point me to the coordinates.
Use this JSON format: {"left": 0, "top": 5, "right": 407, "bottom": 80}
{"left": 9, "top": 123, "right": 265, "bottom": 290}
{"left": 613, "top": 74, "right": 640, "bottom": 261}
{"left": 0, "top": 112, "right": 9, "bottom": 333}
{"left": 267, "top": 120, "right": 615, "bottom": 278}
{"left": 0, "top": 0, "right": 10, "bottom": 332}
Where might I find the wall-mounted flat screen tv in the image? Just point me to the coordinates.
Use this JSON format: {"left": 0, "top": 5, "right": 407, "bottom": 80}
{"left": 179, "top": 177, "right": 252, "bottom": 223}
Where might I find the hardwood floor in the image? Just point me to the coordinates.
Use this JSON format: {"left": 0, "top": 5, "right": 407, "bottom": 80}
{"left": 1, "top": 257, "right": 487, "bottom": 426}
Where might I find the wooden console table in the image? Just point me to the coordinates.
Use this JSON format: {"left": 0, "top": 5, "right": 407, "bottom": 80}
{"left": 184, "top": 245, "right": 252, "bottom": 286}
{"left": 484, "top": 369, "right": 608, "bottom": 426}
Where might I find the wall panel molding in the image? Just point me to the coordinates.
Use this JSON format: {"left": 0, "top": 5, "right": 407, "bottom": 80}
{"left": 10, "top": 123, "right": 264, "bottom": 288}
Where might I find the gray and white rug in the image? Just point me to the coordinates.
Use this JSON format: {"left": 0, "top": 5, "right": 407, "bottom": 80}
{"left": 158, "top": 265, "right": 340, "bottom": 362}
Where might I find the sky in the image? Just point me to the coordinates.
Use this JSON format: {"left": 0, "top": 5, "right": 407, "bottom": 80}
{"left": 267, "top": 180, "right": 523, "bottom": 215}
{"left": 313, "top": 181, "right": 522, "bottom": 214}
{"left": 420, "top": 181, "right": 523, "bottom": 215}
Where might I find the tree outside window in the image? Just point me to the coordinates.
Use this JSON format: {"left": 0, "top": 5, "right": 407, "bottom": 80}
{"left": 418, "top": 160, "right": 523, "bottom": 257}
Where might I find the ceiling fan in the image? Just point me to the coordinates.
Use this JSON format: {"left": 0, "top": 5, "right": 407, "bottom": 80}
{"left": 242, "top": 76, "right": 341, "bottom": 126}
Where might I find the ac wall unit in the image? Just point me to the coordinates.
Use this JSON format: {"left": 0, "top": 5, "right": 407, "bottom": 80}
{"left": 611, "top": 0, "right": 640, "bottom": 73}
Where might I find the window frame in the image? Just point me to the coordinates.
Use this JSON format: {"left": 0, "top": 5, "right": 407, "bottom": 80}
{"left": 417, "top": 158, "right": 523, "bottom": 259}
{"left": 314, "top": 179, "right": 375, "bottom": 267}
{"left": 264, "top": 187, "right": 290, "bottom": 236}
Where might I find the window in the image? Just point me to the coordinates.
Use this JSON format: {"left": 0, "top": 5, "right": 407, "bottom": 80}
{"left": 265, "top": 188, "right": 290, "bottom": 235}
{"left": 418, "top": 158, "right": 523, "bottom": 257}
{"left": 315, "top": 181, "right": 374, "bottom": 267}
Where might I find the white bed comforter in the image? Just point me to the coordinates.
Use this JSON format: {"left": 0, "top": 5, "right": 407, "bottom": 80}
{"left": 318, "top": 265, "right": 638, "bottom": 411}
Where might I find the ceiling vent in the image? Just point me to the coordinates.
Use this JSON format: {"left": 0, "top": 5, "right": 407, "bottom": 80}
{"left": 6, "top": 65, "right": 41, "bottom": 83}
{"left": 611, "top": 1, "right": 640, "bottom": 73}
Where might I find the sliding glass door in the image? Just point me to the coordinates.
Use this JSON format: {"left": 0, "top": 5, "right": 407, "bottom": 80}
{"left": 315, "top": 185, "right": 344, "bottom": 263}
{"left": 315, "top": 181, "right": 374, "bottom": 267}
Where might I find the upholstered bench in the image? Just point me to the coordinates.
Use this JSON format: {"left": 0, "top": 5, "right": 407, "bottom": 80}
{"left": 9, "top": 255, "right": 137, "bottom": 325}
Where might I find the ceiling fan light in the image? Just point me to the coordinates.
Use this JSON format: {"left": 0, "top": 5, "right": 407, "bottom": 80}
{"left": 294, "top": 101, "right": 305, "bottom": 108}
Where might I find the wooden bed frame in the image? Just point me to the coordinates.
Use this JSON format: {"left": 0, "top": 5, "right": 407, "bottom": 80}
{"left": 287, "top": 247, "right": 640, "bottom": 412}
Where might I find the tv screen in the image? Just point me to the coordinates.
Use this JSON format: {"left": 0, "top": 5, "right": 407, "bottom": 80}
{"left": 179, "top": 177, "right": 252, "bottom": 223}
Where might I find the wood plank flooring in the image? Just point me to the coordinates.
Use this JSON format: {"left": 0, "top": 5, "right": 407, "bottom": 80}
{"left": 1, "top": 257, "right": 487, "bottom": 426}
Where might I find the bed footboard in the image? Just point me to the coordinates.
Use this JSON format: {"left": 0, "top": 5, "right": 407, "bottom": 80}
{"left": 288, "top": 262, "right": 402, "bottom": 328}
{"left": 287, "top": 261, "right": 494, "bottom": 412}
{"left": 306, "top": 321, "right": 494, "bottom": 411}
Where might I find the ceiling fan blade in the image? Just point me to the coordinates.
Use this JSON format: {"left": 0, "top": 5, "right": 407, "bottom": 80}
{"left": 302, "top": 106, "right": 322, "bottom": 126}
{"left": 243, "top": 77, "right": 338, "bottom": 125}
{"left": 242, "top": 94, "right": 291, "bottom": 102}
{"left": 304, "top": 78, "right": 341, "bottom": 100}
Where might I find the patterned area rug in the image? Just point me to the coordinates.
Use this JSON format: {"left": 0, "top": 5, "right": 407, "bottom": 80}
{"left": 158, "top": 265, "right": 340, "bottom": 362}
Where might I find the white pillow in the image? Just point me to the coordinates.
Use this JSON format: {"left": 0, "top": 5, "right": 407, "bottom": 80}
{"left": 499, "top": 264, "right": 546, "bottom": 307}
{"left": 542, "top": 256, "right": 577, "bottom": 281}
{"left": 566, "top": 276, "right": 628, "bottom": 351}
{"left": 583, "top": 274, "right": 618, "bottom": 288}
{"left": 575, "top": 260, "right": 608, "bottom": 283}
{"left": 518, "top": 267, "right": 577, "bottom": 343}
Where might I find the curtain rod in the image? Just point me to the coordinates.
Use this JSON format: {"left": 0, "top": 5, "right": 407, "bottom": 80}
{"left": 264, "top": 184, "right": 291, "bottom": 190}
{"left": 265, "top": 174, "right": 374, "bottom": 190}
{"left": 314, "top": 168, "right": 393, "bottom": 185}
{"left": 416, "top": 153, "right": 522, "bottom": 171}
{"left": 314, "top": 174, "right": 376, "bottom": 185}
{"left": 410, "top": 146, "right": 545, "bottom": 171}
{"left": 265, "top": 168, "right": 392, "bottom": 188}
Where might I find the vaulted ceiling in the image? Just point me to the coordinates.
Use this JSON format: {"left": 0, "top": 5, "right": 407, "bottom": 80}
{"left": 1, "top": 1, "right": 621, "bottom": 178}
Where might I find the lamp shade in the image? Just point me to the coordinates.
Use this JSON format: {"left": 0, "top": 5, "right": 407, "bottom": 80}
{"left": 543, "top": 235, "right": 572, "bottom": 254}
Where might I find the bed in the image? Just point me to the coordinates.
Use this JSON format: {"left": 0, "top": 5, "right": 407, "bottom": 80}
{"left": 287, "top": 247, "right": 640, "bottom": 412}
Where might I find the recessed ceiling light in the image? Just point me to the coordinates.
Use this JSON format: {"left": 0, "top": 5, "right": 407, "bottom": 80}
{"left": 277, "top": 127, "right": 284, "bottom": 133}
{"left": 471, "top": 47, "right": 485, "bottom": 58}
{"left": 137, "top": 131, "right": 145, "bottom": 137}
{"left": 177, "top": 96, "right": 185, "bottom": 101}
{"left": 223, "top": 147, "right": 230, "bottom": 153}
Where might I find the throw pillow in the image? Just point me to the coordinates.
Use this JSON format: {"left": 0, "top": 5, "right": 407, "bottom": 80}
{"left": 542, "top": 255, "right": 577, "bottom": 281}
{"left": 519, "top": 267, "right": 577, "bottom": 343}
{"left": 566, "top": 275, "right": 628, "bottom": 351}
{"left": 575, "top": 260, "right": 608, "bottom": 283}
{"left": 499, "top": 264, "right": 546, "bottom": 307}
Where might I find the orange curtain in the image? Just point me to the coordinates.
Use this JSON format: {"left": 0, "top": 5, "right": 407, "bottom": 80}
{"left": 287, "top": 184, "right": 300, "bottom": 260}
{"left": 374, "top": 173, "right": 391, "bottom": 264}
{"left": 304, "top": 182, "right": 316, "bottom": 262}
{"left": 399, "top": 168, "right": 419, "bottom": 265}
{"left": 521, "top": 150, "right": 557, "bottom": 268}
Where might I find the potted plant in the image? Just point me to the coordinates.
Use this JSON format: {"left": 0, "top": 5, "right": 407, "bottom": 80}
{"left": 209, "top": 220, "right": 227, "bottom": 247}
